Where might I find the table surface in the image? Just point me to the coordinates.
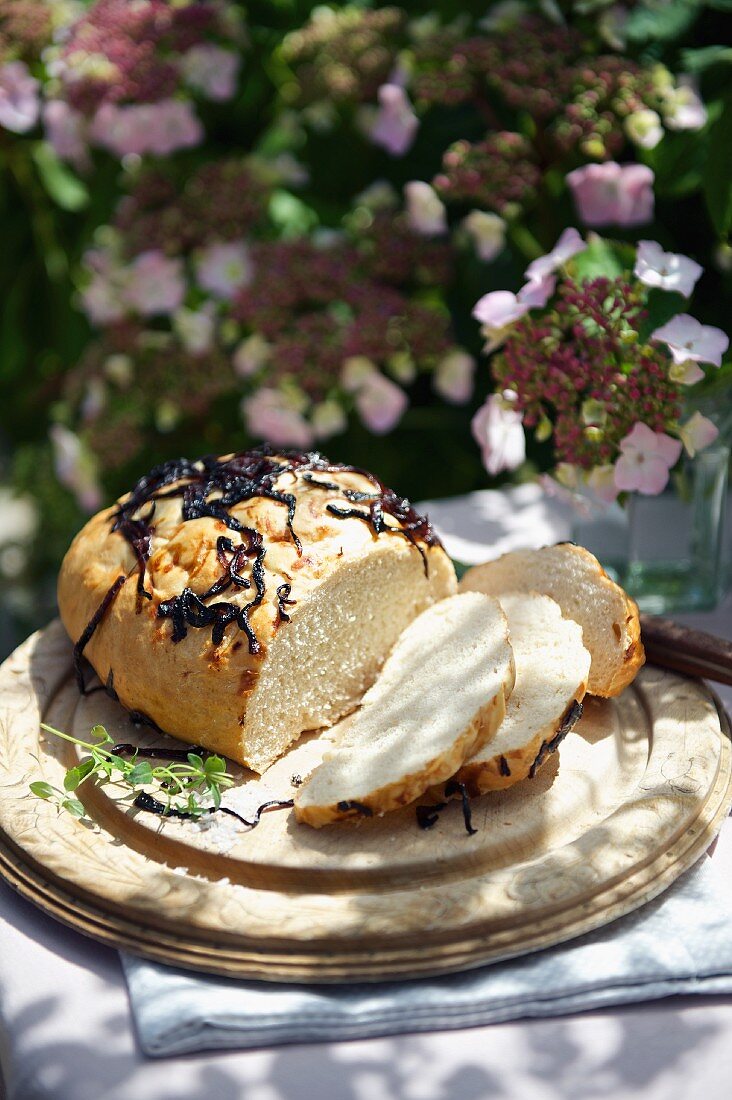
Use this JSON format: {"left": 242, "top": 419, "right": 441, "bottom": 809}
{"left": 2, "top": 490, "right": 732, "bottom": 1100}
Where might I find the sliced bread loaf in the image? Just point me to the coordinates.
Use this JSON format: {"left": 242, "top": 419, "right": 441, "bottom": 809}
{"left": 294, "top": 592, "right": 516, "bottom": 827}
{"left": 455, "top": 592, "right": 590, "bottom": 794}
{"left": 459, "top": 544, "right": 643, "bottom": 697}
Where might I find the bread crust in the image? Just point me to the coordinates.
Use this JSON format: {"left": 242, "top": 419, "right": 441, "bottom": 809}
{"left": 58, "top": 452, "right": 456, "bottom": 770}
{"left": 459, "top": 544, "right": 644, "bottom": 697}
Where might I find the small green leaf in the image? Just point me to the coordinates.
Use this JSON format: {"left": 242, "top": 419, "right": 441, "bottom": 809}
{"left": 61, "top": 798, "right": 85, "bottom": 819}
{"left": 624, "top": 0, "right": 701, "bottom": 44}
{"left": 680, "top": 46, "right": 732, "bottom": 73}
{"left": 704, "top": 95, "right": 732, "bottom": 237}
{"left": 573, "top": 237, "right": 625, "bottom": 283}
{"left": 187, "top": 753, "right": 205, "bottom": 770}
{"left": 129, "top": 761, "right": 154, "bottom": 787}
{"left": 90, "top": 725, "right": 112, "bottom": 744}
{"left": 64, "top": 758, "right": 96, "bottom": 791}
{"left": 32, "top": 143, "right": 89, "bottom": 212}
{"left": 203, "top": 755, "right": 226, "bottom": 776}
{"left": 209, "top": 784, "right": 222, "bottom": 810}
{"left": 30, "top": 781, "right": 55, "bottom": 800}
{"left": 638, "top": 289, "right": 686, "bottom": 343}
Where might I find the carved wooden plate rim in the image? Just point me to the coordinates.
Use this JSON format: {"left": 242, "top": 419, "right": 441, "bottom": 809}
{"left": 0, "top": 621, "right": 730, "bottom": 983}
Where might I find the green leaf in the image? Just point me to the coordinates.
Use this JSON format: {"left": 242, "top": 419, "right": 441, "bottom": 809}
{"left": 90, "top": 725, "right": 112, "bottom": 744}
{"left": 573, "top": 237, "right": 625, "bottom": 283}
{"left": 31, "top": 143, "right": 89, "bottom": 212}
{"left": 704, "top": 95, "right": 732, "bottom": 237}
{"left": 624, "top": 0, "right": 701, "bottom": 43}
{"left": 63, "top": 758, "right": 96, "bottom": 791}
{"left": 268, "top": 190, "right": 318, "bottom": 237}
{"left": 187, "top": 753, "right": 205, "bottom": 770}
{"left": 129, "top": 761, "right": 154, "bottom": 787}
{"left": 210, "top": 784, "right": 222, "bottom": 810}
{"left": 203, "top": 755, "right": 226, "bottom": 776}
{"left": 61, "top": 798, "right": 85, "bottom": 819}
{"left": 638, "top": 289, "right": 686, "bottom": 343}
{"left": 680, "top": 46, "right": 732, "bottom": 73}
{"left": 30, "top": 781, "right": 55, "bottom": 800}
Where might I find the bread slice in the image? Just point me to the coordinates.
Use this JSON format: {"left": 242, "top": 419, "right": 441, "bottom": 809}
{"left": 294, "top": 592, "right": 516, "bottom": 827}
{"left": 459, "top": 544, "right": 643, "bottom": 697}
{"left": 455, "top": 592, "right": 590, "bottom": 794}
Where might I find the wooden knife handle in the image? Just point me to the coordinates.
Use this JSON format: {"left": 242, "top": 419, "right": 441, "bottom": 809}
{"left": 640, "top": 614, "right": 732, "bottom": 687}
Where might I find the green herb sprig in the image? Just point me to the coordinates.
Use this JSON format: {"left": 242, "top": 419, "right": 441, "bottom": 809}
{"left": 30, "top": 723, "right": 235, "bottom": 820}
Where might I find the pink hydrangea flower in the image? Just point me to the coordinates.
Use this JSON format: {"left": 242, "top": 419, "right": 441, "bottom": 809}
{"left": 80, "top": 249, "right": 129, "bottom": 325}
{"left": 524, "top": 228, "right": 585, "bottom": 283}
{"left": 652, "top": 314, "right": 728, "bottom": 369}
{"left": 587, "top": 465, "right": 620, "bottom": 505}
{"left": 472, "top": 277, "right": 555, "bottom": 351}
{"left": 614, "top": 422, "right": 682, "bottom": 495}
{"left": 0, "top": 60, "right": 40, "bottom": 133}
{"left": 404, "top": 181, "right": 447, "bottom": 236}
{"left": 242, "top": 389, "right": 315, "bottom": 449}
{"left": 180, "top": 45, "right": 240, "bottom": 102}
{"left": 634, "top": 241, "right": 703, "bottom": 298}
{"left": 355, "top": 372, "right": 408, "bottom": 434}
{"left": 196, "top": 240, "right": 253, "bottom": 299}
{"left": 49, "top": 424, "right": 102, "bottom": 513}
{"left": 463, "top": 211, "right": 506, "bottom": 262}
{"left": 517, "top": 274, "right": 556, "bottom": 308}
{"left": 43, "top": 100, "right": 88, "bottom": 167}
{"left": 471, "top": 393, "right": 526, "bottom": 477}
{"left": 124, "top": 251, "right": 186, "bottom": 316}
{"left": 90, "top": 100, "right": 203, "bottom": 159}
{"left": 433, "top": 350, "right": 475, "bottom": 404}
{"left": 679, "top": 412, "right": 719, "bottom": 457}
{"left": 370, "top": 84, "right": 419, "bottom": 156}
{"left": 566, "top": 163, "right": 655, "bottom": 227}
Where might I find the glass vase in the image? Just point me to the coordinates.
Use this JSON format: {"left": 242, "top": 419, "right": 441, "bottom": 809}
{"left": 573, "top": 443, "right": 730, "bottom": 615}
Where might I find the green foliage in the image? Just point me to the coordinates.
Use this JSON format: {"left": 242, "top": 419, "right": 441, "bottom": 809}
{"left": 31, "top": 723, "right": 236, "bottom": 820}
{"left": 704, "top": 94, "right": 732, "bottom": 237}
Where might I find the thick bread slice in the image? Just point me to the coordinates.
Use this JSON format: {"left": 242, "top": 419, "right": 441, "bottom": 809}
{"left": 456, "top": 592, "right": 590, "bottom": 794}
{"left": 294, "top": 592, "right": 516, "bottom": 827}
{"left": 459, "top": 544, "right": 643, "bottom": 697}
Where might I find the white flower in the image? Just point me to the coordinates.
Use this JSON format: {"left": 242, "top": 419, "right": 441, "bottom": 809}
{"left": 624, "top": 108, "right": 664, "bottom": 150}
{"left": 0, "top": 60, "right": 40, "bottom": 133}
{"left": 370, "top": 84, "right": 419, "bottom": 156}
{"left": 341, "top": 356, "right": 378, "bottom": 392}
{"left": 524, "top": 228, "right": 585, "bottom": 282}
{"left": 663, "top": 77, "right": 707, "bottom": 131}
{"left": 634, "top": 241, "right": 703, "bottom": 297}
{"left": 652, "top": 314, "right": 729, "bottom": 368}
{"left": 242, "top": 389, "right": 314, "bottom": 448}
{"left": 49, "top": 425, "right": 102, "bottom": 513}
{"left": 463, "top": 211, "right": 506, "bottom": 262}
{"left": 196, "top": 240, "right": 253, "bottom": 300}
{"left": 312, "top": 400, "right": 347, "bottom": 439}
{"left": 173, "top": 304, "right": 216, "bottom": 355}
{"left": 233, "top": 334, "right": 271, "bottom": 378}
{"left": 404, "top": 181, "right": 447, "bottom": 236}
{"left": 433, "top": 350, "right": 475, "bottom": 404}
{"left": 355, "top": 373, "right": 408, "bottom": 434}
{"left": 678, "top": 412, "right": 719, "bottom": 458}
{"left": 180, "top": 45, "right": 240, "bottom": 102}
{"left": 471, "top": 393, "right": 526, "bottom": 477}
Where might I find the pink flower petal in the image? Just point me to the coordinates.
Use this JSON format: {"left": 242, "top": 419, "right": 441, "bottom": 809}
{"left": 524, "top": 228, "right": 585, "bottom": 282}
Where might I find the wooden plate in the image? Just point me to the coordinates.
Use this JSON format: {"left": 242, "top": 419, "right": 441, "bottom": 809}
{"left": 1, "top": 621, "right": 730, "bottom": 983}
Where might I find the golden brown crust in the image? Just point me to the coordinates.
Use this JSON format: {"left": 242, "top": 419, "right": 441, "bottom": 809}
{"left": 57, "top": 455, "right": 456, "bottom": 770}
{"left": 455, "top": 687, "right": 587, "bottom": 794}
{"left": 459, "top": 544, "right": 645, "bottom": 698}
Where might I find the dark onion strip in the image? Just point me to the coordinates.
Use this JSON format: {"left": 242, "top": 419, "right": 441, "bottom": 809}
{"left": 276, "top": 583, "right": 296, "bottom": 623}
{"left": 132, "top": 792, "right": 294, "bottom": 828}
{"left": 416, "top": 802, "right": 447, "bottom": 829}
{"left": 111, "top": 742, "right": 209, "bottom": 761}
{"left": 444, "top": 779, "right": 478, "bottom": 836}
{"left": 528, "top": 699, "right": 584, "bottom": 779}
{"left": 73, "top": 574, "right": 127, "bottom": 695}
{"left": 336, "top": 800, "right": 373, "bottom": 817}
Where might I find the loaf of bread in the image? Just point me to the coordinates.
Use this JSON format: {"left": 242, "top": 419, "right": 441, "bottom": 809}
{"left": 57, "top": 448, "right": 456, "bottom": 772}
{"left": 458, "top": 544, "right": 644, "bottom": 696}
{"left": 294, "top": 592, "right": 516, "bottom": 827}
{"left": 455, "top": 592, "right": 590, "bottom": 793}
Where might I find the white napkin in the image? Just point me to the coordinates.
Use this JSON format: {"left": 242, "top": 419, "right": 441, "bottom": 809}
{"left": 122, "top": 851, "right": 732, "bottom": 1056}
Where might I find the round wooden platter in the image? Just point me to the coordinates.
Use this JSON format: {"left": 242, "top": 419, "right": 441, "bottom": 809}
{"left": 0, "top": 620, "right": 731, "bottom": 983}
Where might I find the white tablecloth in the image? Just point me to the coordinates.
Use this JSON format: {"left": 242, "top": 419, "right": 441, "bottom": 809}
{"left": 2, "top": 489, "right": 732, "bottom": 1100}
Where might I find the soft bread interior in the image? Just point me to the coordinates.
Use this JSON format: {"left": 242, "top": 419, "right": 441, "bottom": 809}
{"left": 458, "top": 544, "right": 643, "bottom": 697}
{"left": 294, "top": 591, "right": 515, "bottom": 826}
{"left": 457, "top": 591, "right": 590, "bottom": 792}
{"left": 244, "top": 543, "right": 456, "bottom": 772}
